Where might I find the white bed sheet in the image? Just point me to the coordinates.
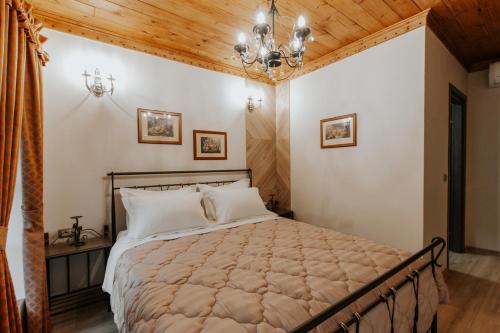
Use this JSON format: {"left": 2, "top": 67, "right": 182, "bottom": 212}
{"left": 102, "top": 213, "right": 278, "bottom": 294}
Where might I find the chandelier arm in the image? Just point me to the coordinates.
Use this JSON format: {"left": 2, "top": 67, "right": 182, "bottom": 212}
{"left": 278, "top": 45, "right": 300, "bottom": 64}
{"left": 279, "top": 49, "right": 300, "bottom": 68}
{"left": 240, "top": 60, "right": 264, "bottom": 80}
{"left": 284, "top": 56, "right": 300, "bottom": 68}
{"left": 275, "top": 66, "right": 297, "bottom": 82}
{"left": 241, "top": 56, "right": 259, "bottom": 66}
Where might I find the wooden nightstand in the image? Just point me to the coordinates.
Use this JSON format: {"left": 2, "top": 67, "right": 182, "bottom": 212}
{"left": 45, "top": 237, "right": 112, "bottom": 315}
{"left": 271, "top": 207, "right": 294, "bottom": 219}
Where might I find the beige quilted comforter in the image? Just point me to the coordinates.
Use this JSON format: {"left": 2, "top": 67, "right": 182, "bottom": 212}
{"left": 111, "top": 218, "right": 447, "bottom": 333}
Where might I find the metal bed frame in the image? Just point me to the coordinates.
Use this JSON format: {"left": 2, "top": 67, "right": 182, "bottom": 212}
{"left": 107, "top": 169, "right": 445, "bottom": 333}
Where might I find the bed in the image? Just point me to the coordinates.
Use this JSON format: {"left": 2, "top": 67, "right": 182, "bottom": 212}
{"left": 104, "top": 169, "right": 447, "bottom": 333}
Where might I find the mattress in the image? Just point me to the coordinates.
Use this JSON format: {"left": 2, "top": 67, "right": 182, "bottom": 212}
{"left": 108, "top": 217, "right": 448, "bottom": 333}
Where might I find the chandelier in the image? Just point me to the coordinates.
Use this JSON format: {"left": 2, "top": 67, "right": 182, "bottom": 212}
{"left": 233, "top": 0, "right": 313, "bottom": 82}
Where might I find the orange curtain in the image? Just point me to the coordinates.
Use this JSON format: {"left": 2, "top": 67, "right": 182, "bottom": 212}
{"left": 0, "top": 0, "right": 49, "bottom": 332}
{"left": 21, "top": 22, "right": 50, "bottom": 333}
{"left": 0, "top": 1, "right": 28, "bottom": 332}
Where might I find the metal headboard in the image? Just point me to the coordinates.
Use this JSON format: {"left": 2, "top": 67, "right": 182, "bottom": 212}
{"left": 106, "top": 169, "right": 252, "bottom": 243}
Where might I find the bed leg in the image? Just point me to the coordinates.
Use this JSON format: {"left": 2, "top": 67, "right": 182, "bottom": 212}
{"left": 431, "top": 313, "right": 438, "bottom": 333}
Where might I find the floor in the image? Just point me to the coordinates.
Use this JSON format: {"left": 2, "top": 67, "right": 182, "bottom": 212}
{"left": 51, "top": 303, "right": 117, "bottom": 333}
{"left": 51, "top": 252, "right": 500, "bottom": 333}
{"left": 438, "top": 251, "right": 500, "bottom": 332}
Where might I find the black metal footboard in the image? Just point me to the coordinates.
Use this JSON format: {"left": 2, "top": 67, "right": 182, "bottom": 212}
{"left": 291, "top": 237, "right": 446, "bottom": 333}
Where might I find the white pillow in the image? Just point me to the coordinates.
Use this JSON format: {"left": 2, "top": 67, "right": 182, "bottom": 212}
{"left": 197, "top": 178, "right": 250, "bottom": 220}
{"left": 121, "top": 190, "right": 208, "bottom": 239}
{"left": 120, "top": 187, "right": 195, "bottom": 228}
{"left": 204, "top": 187, "right": 273, "bottom": 224}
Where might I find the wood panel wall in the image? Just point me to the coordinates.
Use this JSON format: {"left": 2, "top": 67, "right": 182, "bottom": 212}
{"left": 276, "top": 83, "right": 291, "bottom": 209}
{"left": 246, "top": 82, "right": 277, "bottom": 203}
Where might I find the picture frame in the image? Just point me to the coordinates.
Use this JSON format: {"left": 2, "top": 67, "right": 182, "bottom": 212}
{"left": 137, "top": 108, "right": 182, "bottom": 145}
{"left": 193, "top": 130, "right": 227, "bottom": 160}
{"left": 320, "top": 113, "right": 357, "bottom": 148}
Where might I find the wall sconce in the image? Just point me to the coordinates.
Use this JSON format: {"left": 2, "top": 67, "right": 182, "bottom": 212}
{"left": 83, "top": 68, "right": 115, "bottom": 97}
{"left": 247, "top": 96, "right": 263, "bottom": 112}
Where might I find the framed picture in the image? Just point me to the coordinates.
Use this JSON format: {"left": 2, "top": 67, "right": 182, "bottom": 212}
{"left": 320, "top": 113, "right": 357, "bottom": 148}
{"left": 193, "top": 130, "right": 227, "bottom": 160}
{"left": 137, "top": 108, "right": 182, "bottom": 144}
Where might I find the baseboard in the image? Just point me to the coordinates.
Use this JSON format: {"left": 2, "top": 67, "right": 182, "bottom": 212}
{"left": 465, "top": 246, "right": 500, "bottom": 257}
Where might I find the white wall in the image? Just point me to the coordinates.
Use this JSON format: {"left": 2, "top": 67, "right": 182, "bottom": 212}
{"left": 41, "top": 29, "right": 262, "bottom": 235}
{"left": 290, "top": 27, "right": 426, "bottom": 252}
{"left": 7, "top": 29, "right": 270, "bottom": 298}
{"left": 466, "top": 70, "right": 500, "bottom": 252}
{"left": 423, "top": 28, "right": 468, "bottom": 251}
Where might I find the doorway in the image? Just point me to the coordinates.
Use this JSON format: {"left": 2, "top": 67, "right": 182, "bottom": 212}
{"left": 448, "top": 84, "right": 467, "bottom": 253}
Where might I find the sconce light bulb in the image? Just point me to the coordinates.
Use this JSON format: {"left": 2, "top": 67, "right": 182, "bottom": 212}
{"left": 297, "top": 15, "right": 306, "bottom": 28}
{"left": 256, "top": 12, "right": 266, "bottom": 24}
{"left": 238, "top": 32, "right": 247, "bottom": 44}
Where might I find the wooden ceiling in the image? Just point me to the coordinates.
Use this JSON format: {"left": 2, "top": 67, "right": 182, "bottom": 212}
{"left": 33, "top": 0, "right": 500, "bottom": 80}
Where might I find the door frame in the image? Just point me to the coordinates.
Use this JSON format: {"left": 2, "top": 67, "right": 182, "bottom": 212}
{"left": 447, "top": 83, "right": 467, "bottom": 267}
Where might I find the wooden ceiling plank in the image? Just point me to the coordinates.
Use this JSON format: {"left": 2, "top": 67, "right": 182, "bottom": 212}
{"left": 322, "top": 0, "right": 385, "bottom": 33}
{"left": 478, "top": 0, "right": 500, "bottom": 61}
{"left": 31, "top": 0, "right": 500, "bottom": 78}
{"left": 412, "top": 0, "right": 441, "bottom": 10}
{"left": 183, "top": 0, "right": 332, "bottom": 60}
{"left": 278, "top": 0, "right": 367, "bottom": 47}
{"left": 194, "top": 0, "right": 334, "bottom": 58}
{"left": 32, "top": 0, "right": 95, "bottom": 17}
{"left": 323, "top": 13, "right": 369, "bottom": 45}
{"left": 80, "top": 0, "right": 239, "bottom": 49}
{"left": 271, "top": 0, "right": 344, "bottom": 39}
{"left": 382, "top": 0, "right": 421, "bottom": 17}
{"left": 352, "top": 0, "right": 403, "bottom": 25}
{"left": 34, "top": 7, "right": 236, "bottom": 67}
{"left": 134, "top": 0, "right": 327, "bottom": 60}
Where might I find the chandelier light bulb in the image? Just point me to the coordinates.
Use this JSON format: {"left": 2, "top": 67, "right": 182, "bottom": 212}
{"left": 256, "top": 12, "right": 266, "bottom": 24}
{"left": 292, "top": 38, "right": 301, "bottom": 50}
{"left": 238, "top": 32, "right": 246, "bottom": 44}
{"left": 297, "top": 15, "right": 306, "bottom": 28}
